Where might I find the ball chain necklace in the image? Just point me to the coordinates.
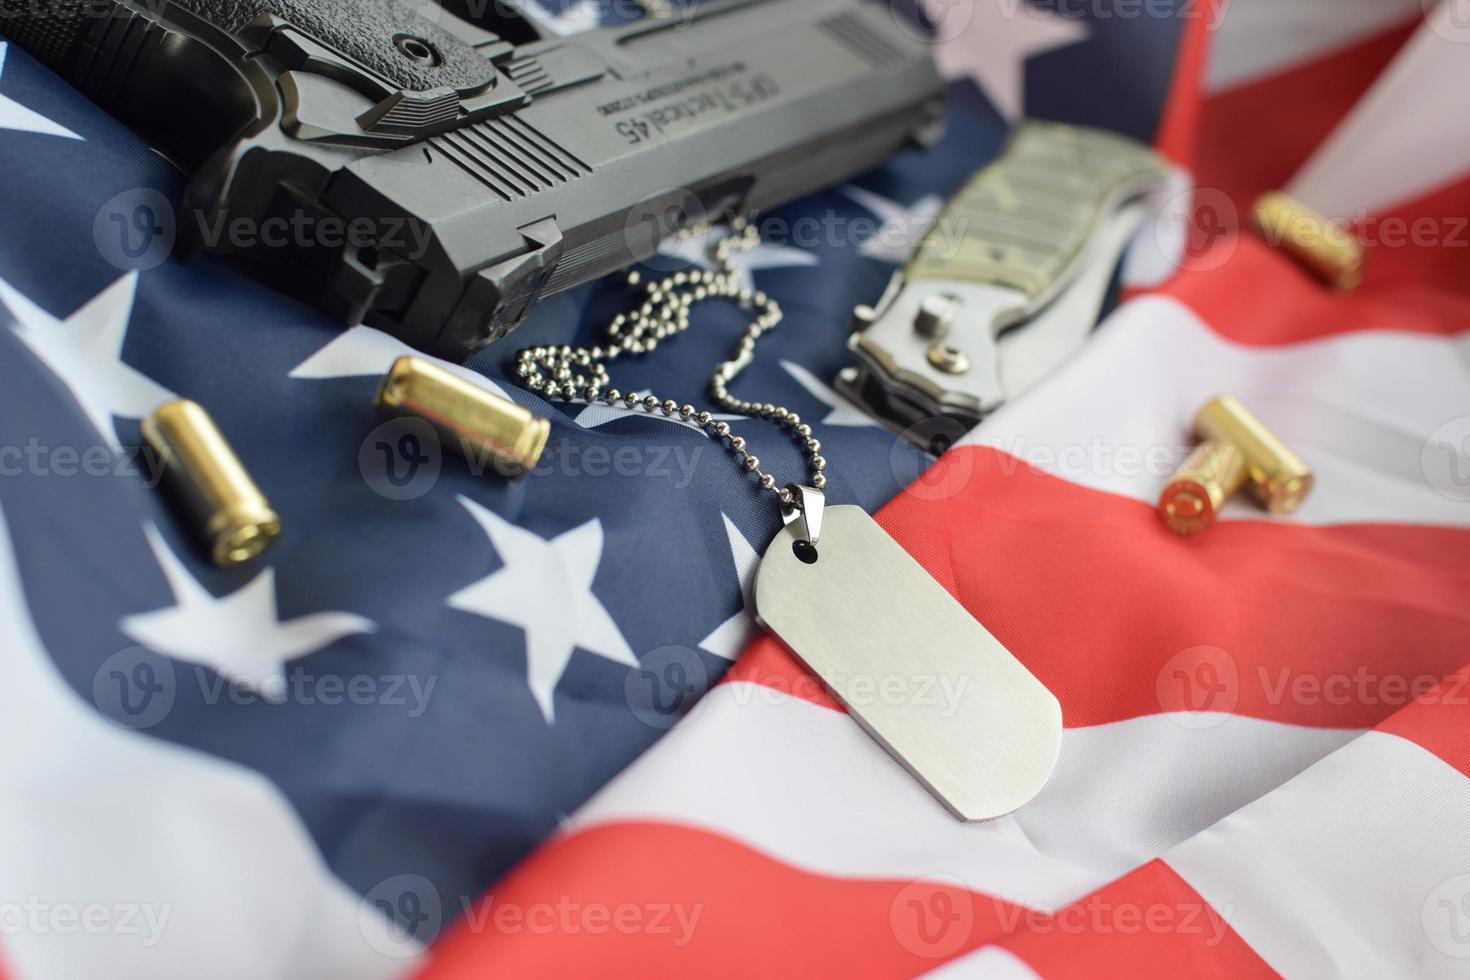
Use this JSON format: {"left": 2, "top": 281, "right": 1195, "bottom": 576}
{"left": 514, "top": 222, "right": 1061, "bottom": 821}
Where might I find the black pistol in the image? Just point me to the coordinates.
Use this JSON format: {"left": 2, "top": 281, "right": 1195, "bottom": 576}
{"left": 0, "top": 0, "right": 946, "bottom": 355}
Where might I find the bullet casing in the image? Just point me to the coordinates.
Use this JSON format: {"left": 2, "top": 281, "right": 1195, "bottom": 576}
{"left": 1159, "top": 441, "right": 1248, "bottom": 536}
{"left": 142, "top": 400, "right": 281, "bottom": 568}
{"left": 376, "top": 357, "right": 549, "bottom": 478}
{"left": 1195, "top": 395, "right": 1314, "bottom": 514}
{"left": 1251, "top": 192, "right": 1365, "bottom": 291}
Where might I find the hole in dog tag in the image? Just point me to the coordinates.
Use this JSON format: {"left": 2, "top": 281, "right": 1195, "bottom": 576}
{"left": 755, "top": 506, "right": 1061, "bottom": 820}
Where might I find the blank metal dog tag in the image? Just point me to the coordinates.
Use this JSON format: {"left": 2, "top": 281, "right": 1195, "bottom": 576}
{"left": 755, "top": 506, "right": 1061, "bottom": 820}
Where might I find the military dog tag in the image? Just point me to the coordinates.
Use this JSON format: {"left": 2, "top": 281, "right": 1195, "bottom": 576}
{"left": 755, "top": 504, "right": 1061, "bottom": 820}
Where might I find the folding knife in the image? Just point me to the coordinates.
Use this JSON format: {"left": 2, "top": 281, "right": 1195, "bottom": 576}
{"left": 839, "top": 122, "right": 1169, "bottom": 438}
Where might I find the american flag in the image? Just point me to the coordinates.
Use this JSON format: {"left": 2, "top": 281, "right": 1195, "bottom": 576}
{"left": 1, "top": 0, "right": 1467, "bottom": 977}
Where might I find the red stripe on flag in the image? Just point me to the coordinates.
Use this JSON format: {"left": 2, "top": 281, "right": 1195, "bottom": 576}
{"left": 733, "top": 448, "right": 1470, "bottom": 730}
{"left": 416, "top": 824, "right": 1275, "bottom": 980}
{"left": 1161, "top": 180, "right": 1470, "bottom": 346}
{"left": 1193, "top": 19, "right": 1419, "bottom": 216}
{"left": 999, "top": 860, "right": 1275, "bottom": 979}
{"left": 415, "top": 822, "right": 1021, "bottom": 979}
{"left": 1151, "top": 0, "right": 1223, "bottom": 168}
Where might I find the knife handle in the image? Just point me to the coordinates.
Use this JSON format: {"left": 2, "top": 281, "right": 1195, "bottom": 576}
{"left": 906, "top": 122, "right": 1169, "bottom": 305}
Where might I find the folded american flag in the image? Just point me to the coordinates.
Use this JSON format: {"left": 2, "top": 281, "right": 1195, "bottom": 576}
{"left": 1, "top": 1, "right": 1468, "bottom": 978}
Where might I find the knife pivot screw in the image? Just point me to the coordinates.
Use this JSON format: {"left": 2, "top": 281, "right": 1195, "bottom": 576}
{"left": 926, "top": 343, "right": 970, "bottom": 375}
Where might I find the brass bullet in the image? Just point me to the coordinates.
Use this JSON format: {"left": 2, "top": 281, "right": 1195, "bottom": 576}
{"left": 142, "top": 400, "right": 281, "bottom": 568}
{"left": 375, "top": 356, "right": 549, "bottom": 478}
{"left": 1251, "top": 192, "right": 1365, "bottom": 291}
{"left": 1196, "top": 395, "right": 1314, "bottom": 514}
{"left": 1159, "top": 441, "right": 1248, "bottom": 537}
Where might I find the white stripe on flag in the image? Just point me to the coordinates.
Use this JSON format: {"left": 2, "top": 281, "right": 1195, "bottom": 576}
{"left": 1290, "top": 1, "right": 1470, "bottom": 217}
{"left": 963, "top": 294, "right": 1470, "bottom": 527}
{"left": 569, "top": 683, "right": 1108, "bottom": 910}
{"left": 1166, "top": 730, "right": 1470, "bottom": 979}
{"left": 570, "top": 682, "right": 1360, "bottom": 903}
{"left": 921, "top": 944, "right": 1044, "bottom": 980}
{"left": 1206, "top": 0, "right": 1422, "bottom": 93}
{"left": 1015, "top": 714, "right": 1356, "bottom": 881}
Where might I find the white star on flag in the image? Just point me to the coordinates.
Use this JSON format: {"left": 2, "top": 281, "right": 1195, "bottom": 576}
{"left": 289, "top": 325, "right": 512, "bottom": 400}
{"left": 696, "top": 514, "right": 761, "bottom": 662}
{"left": 121, "top": 525, "right": 377, "bottom": 702}
{"left": 921, "top": 0, "right": 1089, "bottom": 121}
{"left": 448, "top": 496, "right": 635, "bottom": 723}
{"left": 573, "top": 390, "right": 742, "bottom": 432}
{"left": 0, "top": 273, "right": 175, "bottom": 450}
{"left": 842, "top": 185, "right": 945, "bottom": 264}
{"left": 0, "top": 43, "right": 81, "bottom": 140}
{"left": 781, "top": 360, "right": 877, "bottom": 428}
{"left": 658, "top": 228, "right": 819, "bottom": 295}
